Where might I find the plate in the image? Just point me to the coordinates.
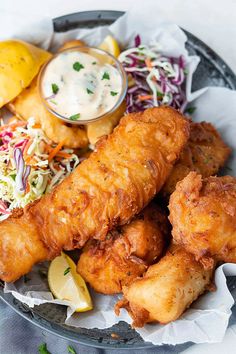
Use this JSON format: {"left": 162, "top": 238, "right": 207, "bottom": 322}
{"left": 0, "top": 10, "right": 236, "bottom": 350}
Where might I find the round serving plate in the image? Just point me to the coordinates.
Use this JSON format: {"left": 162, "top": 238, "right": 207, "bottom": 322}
{"left": 0, "top": 10, "right": 236, "bottom": 351}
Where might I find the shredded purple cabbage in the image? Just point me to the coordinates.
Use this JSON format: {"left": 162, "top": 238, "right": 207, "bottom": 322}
{"left": 13, "top": 148, "right": 31, "bottom": 193}
{"left": 119, "top": 36, "right": 187, "bottom": 114}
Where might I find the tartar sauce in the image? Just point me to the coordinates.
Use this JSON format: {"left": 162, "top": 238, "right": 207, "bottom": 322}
{"left": 41, "top": 50, "right": 123, "bottom": 121}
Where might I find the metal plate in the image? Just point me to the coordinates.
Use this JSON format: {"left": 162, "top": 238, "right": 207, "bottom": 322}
{"left": 0, "top": 10, "right": 236, "bottom": 351}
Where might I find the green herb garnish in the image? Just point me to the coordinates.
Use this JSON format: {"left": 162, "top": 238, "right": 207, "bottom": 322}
{"left": 102, "top": 72, "right": 110, "bottom": 80}
{"left": 73, "top": 61, "right": 84, "bottom": 71}
{"left": 92, "top": 61, "right": 97, "bottom": 65}
{"left": 157, "top": 91, "right": 164, "bottom": 98}
{"left": 110, "top": 91, "right": 118, "bottom": 96}
{"left": 51, "top": 83, "right": 59, "bottom": 94}
{"left": 69, "top": 114, "right": 81, "bottom": 121}
{"left": 68, "top": 345, "right": 77, "bottom": 354}
{"left": 185, "top": 106, "right": 196, "bottom": 114}
{"left": 64, "top": 267, "right": 71, "bottom": 276}
{"left": 10, "top": 173, "right": 16, "bottom": 181}
{"left": 38, "top": 343, "right": 51, "bottom": 354}
{"left": 86, "top": 88, "right": 94, "bottom": 94}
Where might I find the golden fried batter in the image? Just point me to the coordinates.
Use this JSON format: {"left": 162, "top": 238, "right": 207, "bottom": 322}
{"left": 77, "top": 203, "right": 169, "bottom": 294}
{"left": 169, "top": 172, "right": 236, "bottom": 268}
{"left": 162, "top": 121, "right": 231, "bottom": 196}
{"left": 0, "top": 107, "right": 190, "bottom": 282}
{"left": 8, "top": 77, "right": 88, "bottom": 149}
{"left": 58, "top": 39, "right": 85, "bottom": 51}
{"left": 115, "top": 244, "right": 213, "bottom": 327}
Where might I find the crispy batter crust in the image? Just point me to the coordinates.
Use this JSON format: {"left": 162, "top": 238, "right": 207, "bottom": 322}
{"left": 77, "top": 202, "right": 170, "bottom": 294}
{"left": 169, "top": 172, "right": 236, "bottom": 267}
{"left": 0, "top": 107, "right": 189, "bottom": 282}
{"left": 115, "top": 244, "right": 213, "bottom": 327}
{"left": 162, "top": 121, "right": 231, "bottom": 196}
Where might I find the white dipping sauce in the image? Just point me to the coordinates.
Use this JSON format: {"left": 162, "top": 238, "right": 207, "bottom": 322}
{"left": 42, "top": 51, "right": 122, "bottom": 121}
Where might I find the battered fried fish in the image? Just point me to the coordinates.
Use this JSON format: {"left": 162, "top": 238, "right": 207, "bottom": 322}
{"left": 8, "top": 77, "right": 88, "bottom": 149}
{"left": 169, "top": 172, "right": 236, "bottom": 268}
{"left": 162, "top": 121, "right": 231, "bottom": 196}
{"left": 77, "top": 203, "right": 169, "bottom": 294}
{"left": 0, "top": 107, "right": 190, "bottom": 282}
{"left": 115, "top": 244, "right": 213, "bottom": 327}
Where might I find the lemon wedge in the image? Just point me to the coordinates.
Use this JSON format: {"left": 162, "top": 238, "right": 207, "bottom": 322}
{"left": 0, "top": 40, "right": 51, "bottom": 108}
{"left": 48, "top": 252, "right": 93, "bottom": 312}
{"left": 99, "top": 35, "right": 120, "bottom": 58}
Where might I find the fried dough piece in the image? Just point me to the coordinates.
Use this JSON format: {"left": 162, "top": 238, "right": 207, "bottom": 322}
{"left": 169, "top": 172, "right": 236, "bottom": 268}
{"left": 115, "top": 244, "right": 213, "bottom": 327}
{"left": 8, "top": 77, "right": 88, "bottom": 149}
{"left": 58, "top": 39, "right": 85, "bottom": 51}
{"left": 0, "top": 107, "right": 189, "bottom": 282}
{"left": 162, "top": 122, "right": 231, "bottom": 196}
{"left": 77, "top": 203, "right": 169, "bottom": 294}
{"left": 87, "top": 101, "right": 126, "bottom": 145}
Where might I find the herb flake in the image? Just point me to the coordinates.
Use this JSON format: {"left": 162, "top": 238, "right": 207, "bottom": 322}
{"left": 38, "top": 343, "right": 51, "bottom": 354}
{"left": 185, "top": 106, "right": 196, "bottom": 114}
{"left": 86, "top": 88, "right": 94, "bottom": 94}
{"left": 64, "top": 267, "right": 71, "bottom": 276}
{"left": 110, "top": 91, "right": 118, "bottom": 96}
{"left": 73, "top": 61, "right": 84, "bottom": 71}
{"left": 92, "top": 61, "right": 97, "bottom": 65}
{"left": 51, "top": 83, "right": 59, "bottom": 94}
{"left": 68, "top": 345, "right": 77, "bottom": 354}
{"left": 102, "top": 72, "right": 110, "bottom": 80}
{"left": 69, "top": 114, "right": 80, "bottom": 121}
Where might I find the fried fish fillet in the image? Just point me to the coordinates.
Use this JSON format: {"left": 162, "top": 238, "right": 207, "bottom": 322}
{"left": 8, "top": 77, "right": 88, "bottom": 149}
{"left": 162, "top": 121, "right": 231, "bottom": 196}
{"left": 115, "top": 244, "right": 213, "bottom": 327}
{"left": 77, "top": 203, "right": 169, "bottom": 294}
{"left": 0, "top": 107, "right": 190, "bottom": 282}
{"left": 169, "top": 172, "right": 236, "bottom": 268}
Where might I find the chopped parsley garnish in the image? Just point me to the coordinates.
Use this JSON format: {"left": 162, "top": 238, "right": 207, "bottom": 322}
{"left": 38, "top": 343, "right": 51, "bottom": 354}
{"left": 102, "top": 72, "right": 110, "bottom": 80}
{"left": 86, "top": 88, "right": 94, "bottom": 94}
{"left": 10, "top": 173, "right": 16, "bottom": 181}
{"left": 68, "top": 345, "right": 77, "bottom": 354}
{"left": 51, "top": 83, "right": 59, "bottom": 94}
{"left": 185, "top": 106, "right": 196, "bottom": 114}
{"left": 157, "top": 91, "right": 164, "bottom": 98}
{"left": 110, "top": 91, "right": 118, "bottom": 96}
{"left": 92, "top": 61, "right": 97, "bottom": 65}
{"left": 64, "top": 267, "right": 71, "bottom": 276}
{"left": 69, "top": 114, "right": 80, "bottom": 121}
{"left": 73, "top": 61, "right": 84, "bottom": 71}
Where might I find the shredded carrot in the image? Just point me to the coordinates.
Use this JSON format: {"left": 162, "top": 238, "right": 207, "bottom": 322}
{"left": 9, "top": 121, "right": 26, "bottom": 130}
{"left": 56, "top": 151, "right": 72, "bottom": 159}
{"left": 138, "top": 94, "right": 153, "bottom": 101}
{"left": 25, "top": 181, "right": 30, "bottom": 194}
{"left": 23, "top": 139, "right": 33, "bottom": 156}
{"left": 145, "top": 58, "right": 153, "bottom": 69}
{"left": 25, "top": 156, "right": 37, "bottom": 166}
{"left": 32, "top": 123, "right": 41, "bottom": 129}
{"left": 48, "top": 141, "right": 64, "bottom": 162}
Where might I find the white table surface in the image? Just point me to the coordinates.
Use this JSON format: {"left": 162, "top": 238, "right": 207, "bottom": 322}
{"left": 0, "top": 1, "right": 236, "bottom": 353}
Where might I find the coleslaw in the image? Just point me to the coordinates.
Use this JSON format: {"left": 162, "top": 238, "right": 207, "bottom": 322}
{"left": 0, "top": 117, "right": 80, "bottom": 221}
{"left": 119, "top": 35, "right": 187, "bottom": 113}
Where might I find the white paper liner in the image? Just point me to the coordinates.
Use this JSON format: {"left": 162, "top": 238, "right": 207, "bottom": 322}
{"left": 1, "top": 3, "right": 236, "bottom": 346}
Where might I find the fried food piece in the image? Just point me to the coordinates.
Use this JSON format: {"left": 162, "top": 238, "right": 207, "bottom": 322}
{"left": 58, "top": 39, "right": 85, "bottom": 51}
{"left": 77, "top": 203, "right": 169, "bottom": 294}
{"left": 115, "top": 244, "right": 213, "bottom": 327}
{"left": 0, "top": 107, "right": 189, "bottom": 282}
{"left": 8, "top": 78, "right": 88, "bottom": 149}
{"left": 169, "top": 172, "right": 236, "bottom": 268}
{"left": 162, "top": 121, "right": 231, "bottom": 196}
{"left": 87, "top": 101, "right": 126, "bottom": 145}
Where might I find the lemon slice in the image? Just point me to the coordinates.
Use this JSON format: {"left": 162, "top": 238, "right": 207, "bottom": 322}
{"left": 99, "top": 35, "right": 120, "bottom": 58}
{"left": 48, "top": 252, "right": 93, "bottom": 312}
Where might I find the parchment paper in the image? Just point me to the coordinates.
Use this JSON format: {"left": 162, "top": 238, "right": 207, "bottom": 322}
{"left": 2, "top": 3, "right": 236, "bottom": 346}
